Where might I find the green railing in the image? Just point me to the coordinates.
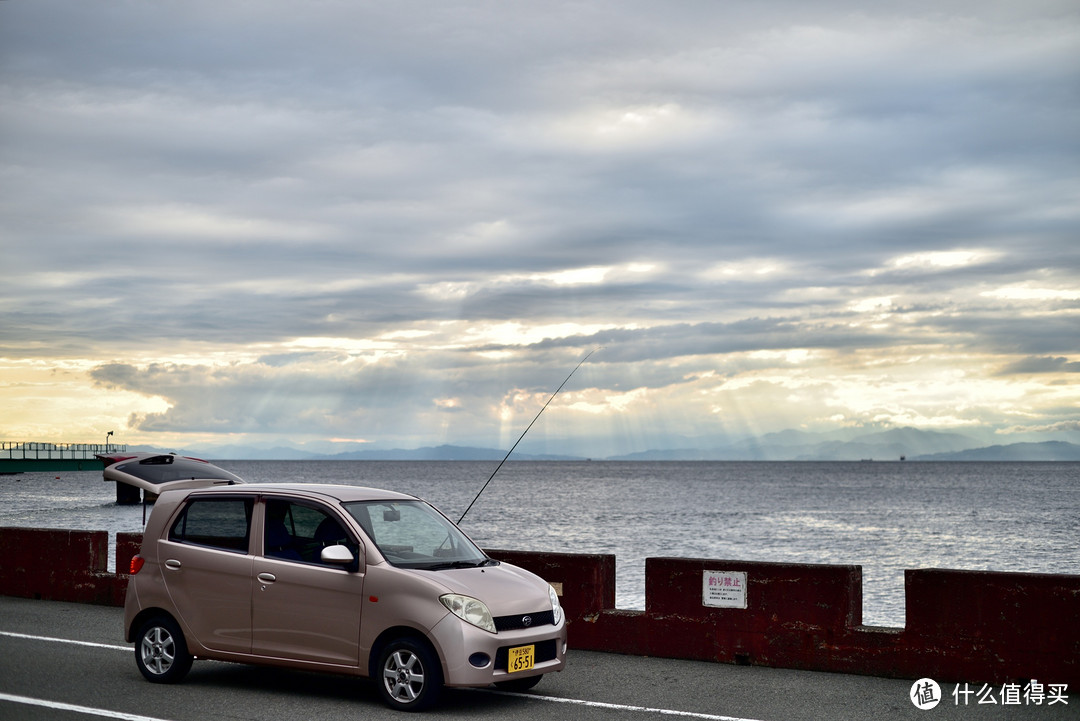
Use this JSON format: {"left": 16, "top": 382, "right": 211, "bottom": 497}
{"left": 0, "top": 442, "right": 128, "bottom": 473}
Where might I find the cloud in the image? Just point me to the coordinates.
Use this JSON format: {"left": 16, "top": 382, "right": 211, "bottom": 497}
{"left": 998, "top": 420, "right": 1080, "bottom": 435}
{"left": 1, "top": 0, "right": 1078, "bottom": 450}
{"left": 998, "top": 356, "right": 1080, "bottom": 375}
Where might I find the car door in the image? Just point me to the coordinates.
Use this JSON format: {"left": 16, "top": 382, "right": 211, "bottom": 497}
{"left": 160, "top": 495, "right": 255, "bottom": 654}
{"left": 251, "top": 497, "right": 365, "bottom": 665}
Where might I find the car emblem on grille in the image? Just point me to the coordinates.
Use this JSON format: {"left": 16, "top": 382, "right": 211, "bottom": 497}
{"left": 522, "top": 615, "right": 532, "bottom": 627}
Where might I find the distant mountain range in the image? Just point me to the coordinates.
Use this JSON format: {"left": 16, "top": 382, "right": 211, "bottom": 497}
{"left": 131, "top": 427, "right": 1080, "bottom": 462}
{"left": 913, "top": 441, "right": 1080, "bottom": 461}
{"left": 608, "top": 427, "right": 983, "bottom": 461}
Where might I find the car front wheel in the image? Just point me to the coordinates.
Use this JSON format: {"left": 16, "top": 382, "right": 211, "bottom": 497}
{"left": 134, "top": 616, "right": 193, "bottom": 684}
{"left": 377, "top": 638, "right": 443, "bottom": 711}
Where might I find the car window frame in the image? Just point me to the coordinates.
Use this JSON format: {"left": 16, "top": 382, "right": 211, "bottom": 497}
{"left": 167, "top": 495, "right": 256, "bottom": 554}
{"left": 259, "top": 495, "right": 363, "bottom": 572}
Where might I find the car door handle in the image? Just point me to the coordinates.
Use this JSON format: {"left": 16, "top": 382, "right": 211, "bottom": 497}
{"left": 257, "top": 573, "right": 276, "bottom": 584}
{"left": 165, "top": 559, "right": 182, "bottom": 570}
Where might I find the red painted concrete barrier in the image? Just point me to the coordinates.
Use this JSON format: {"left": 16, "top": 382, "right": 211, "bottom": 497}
{"left": 0, "top": 527, "right": 126, "bottom": 606}
{"left": 492, "top": 552, "right": 1078, "bottom": 686}
{"left": 1, "top": 528, "right": 1076, "bottom": 686}
{"left": 902, "top": 568, "right": 1078, "bottom": 685}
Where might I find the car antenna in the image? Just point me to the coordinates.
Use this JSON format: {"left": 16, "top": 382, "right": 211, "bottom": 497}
{"left": 457, "top": 347, "right": 600, "bottom": 524}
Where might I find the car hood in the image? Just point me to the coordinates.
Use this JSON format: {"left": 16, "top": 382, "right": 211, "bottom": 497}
{"left": 421, "top": 562, "right": 553, "bottom": 616}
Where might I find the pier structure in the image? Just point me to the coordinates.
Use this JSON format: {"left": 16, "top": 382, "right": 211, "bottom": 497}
{"left": 0, "top": 441, "right": 128, "bottom": 474}
{"left": 0, "top": 526, "right": 1075, "bottom": 688}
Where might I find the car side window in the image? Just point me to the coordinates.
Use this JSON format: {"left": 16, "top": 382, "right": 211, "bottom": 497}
{"left": 264, "top": 499, "right": 359, "bottom": 567}
{"left": 168, "top": 498, "right": 253, "bottom": 553}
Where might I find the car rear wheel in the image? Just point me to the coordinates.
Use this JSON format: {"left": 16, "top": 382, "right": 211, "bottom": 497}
{"left": 377, "top": 638, "right": 443, "bottom": 711}
{"left": 135, "top": 616, "right": 193, "bottom": 684}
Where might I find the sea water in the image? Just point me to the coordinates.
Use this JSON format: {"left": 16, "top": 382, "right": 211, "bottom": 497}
{"left": 2, "top": 460, "right": 1077, "bottom": 628}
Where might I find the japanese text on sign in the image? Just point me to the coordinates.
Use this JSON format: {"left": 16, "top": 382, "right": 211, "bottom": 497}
{"left": 702, "top": 570, "right": 747, "bottom": 609}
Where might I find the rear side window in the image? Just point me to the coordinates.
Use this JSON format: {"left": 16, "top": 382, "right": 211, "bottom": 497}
{"left": 169, "top": 497, "right": 254, "bottom": 553}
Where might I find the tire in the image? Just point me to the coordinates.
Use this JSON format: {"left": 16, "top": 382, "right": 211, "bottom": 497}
{"left": 495, "top": 673, "right": 543, "bottom": 692}
{"left": 377, "top": 637, "right": 443, "bottom": 711}
{"left": 134, "top": 616, "right": 193, "bottom": 684}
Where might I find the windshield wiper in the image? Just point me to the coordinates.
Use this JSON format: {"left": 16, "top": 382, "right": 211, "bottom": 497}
{"left": 422, "top": 558, "right": 498, "bottom": 571}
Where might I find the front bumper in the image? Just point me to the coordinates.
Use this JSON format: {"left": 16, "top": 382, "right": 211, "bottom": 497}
{"left": 429, "top": 611, "right": 567, "bottom": 687}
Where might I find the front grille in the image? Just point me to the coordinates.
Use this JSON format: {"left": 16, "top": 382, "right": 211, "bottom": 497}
{"left": 494, "top": 639, "right": 558, "bottom": 671}
{"left": 493, "top": 610, "right": 555, "bottom": 632}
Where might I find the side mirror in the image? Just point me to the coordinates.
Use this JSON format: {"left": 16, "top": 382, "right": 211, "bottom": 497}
{"left": 321, "top": 544, "right": 355, "bottom": 565}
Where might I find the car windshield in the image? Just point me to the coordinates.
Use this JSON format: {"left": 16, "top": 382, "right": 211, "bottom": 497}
{"left": 344, "top": 500, "right": 490, "bottom": 570}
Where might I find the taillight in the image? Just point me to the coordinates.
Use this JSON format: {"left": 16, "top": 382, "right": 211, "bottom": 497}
{"left": 129, "top": 555, "right": 145, "bottom": 575}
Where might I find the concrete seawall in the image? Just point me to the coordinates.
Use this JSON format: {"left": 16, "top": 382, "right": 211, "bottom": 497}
{"left": 1, "top": 526, "right": 1075, "bottom": 687}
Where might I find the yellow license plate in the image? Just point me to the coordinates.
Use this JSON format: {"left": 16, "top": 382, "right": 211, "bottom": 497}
{"left": 507, "top": 644, "right": 535, "bottom": 673}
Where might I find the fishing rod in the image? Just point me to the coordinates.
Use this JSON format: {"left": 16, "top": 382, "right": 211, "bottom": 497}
{"left": 457, "top": 347, "right": 600, "bottom": 524}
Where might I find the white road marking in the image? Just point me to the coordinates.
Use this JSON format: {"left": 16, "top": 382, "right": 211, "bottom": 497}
{"left": 0, "top": 630, "right": 130, "bottom": 652}
{"left": 476, "top": 688, "right": 769, "bottom": 720}
{"left": 0, "top": 692, "right": 172, "bottom": 721}
{"left": 1, "top": 629, "right": 768, "bottom": 720}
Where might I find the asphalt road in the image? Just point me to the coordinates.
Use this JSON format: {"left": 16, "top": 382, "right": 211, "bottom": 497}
{"left": 0, "top": 596, "right": 1074, "bottom": 721}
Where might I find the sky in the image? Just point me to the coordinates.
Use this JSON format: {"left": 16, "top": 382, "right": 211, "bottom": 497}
{"left": 1, "top": 1, "right": 1078, "bottom": 458}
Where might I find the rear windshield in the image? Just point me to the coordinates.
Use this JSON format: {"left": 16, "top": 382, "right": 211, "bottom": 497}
{"left": 344, "top": 500, "right": 488, "bottom": 570}
{"left": 115, "top": 456, "right": 242, "bottom": 485}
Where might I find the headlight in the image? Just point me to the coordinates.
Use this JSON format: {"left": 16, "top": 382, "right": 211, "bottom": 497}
{"left": 549, "top": 585, "right": 563, "bottom": 625}
{"left": 440, "top": 594, "right": 496, "bottom": 633}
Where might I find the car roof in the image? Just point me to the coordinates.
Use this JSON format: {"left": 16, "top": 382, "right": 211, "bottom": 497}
{"left": 183, "top": 482, "right": 420, "bottom": 504}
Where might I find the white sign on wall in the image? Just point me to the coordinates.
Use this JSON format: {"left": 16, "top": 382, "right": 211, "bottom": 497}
{"left": 702, "top": 570, "right": 747, "bottom": 609}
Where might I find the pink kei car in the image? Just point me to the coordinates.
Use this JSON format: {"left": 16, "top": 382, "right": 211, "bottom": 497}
{"left": 124, "top": 483, "right": 567, "bottom": 711}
